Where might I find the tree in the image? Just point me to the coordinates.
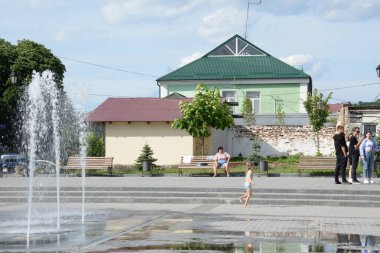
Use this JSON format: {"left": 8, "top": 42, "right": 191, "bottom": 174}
{"left": 86, "top": 133, "right": 105, "bottom": 157}
{"left": 0, "top": 38, "right": 65, "bottom": 151}
{"left": 241, "top": 96, "right": 255, "bottom": 126}
{"left": 375, "top": 130, "right": 380, "bottom": 157}
{"left": 172, "top": 83, "right": 234, "bottom": 155}
{"left": 275, "top": 102, "right": 285, "bottom": 125}
{"left": 247, "top": 137, "right": 262, "bottom": 166}
{"left": 135, "top": 144, "right": 157, "bottom": 170}
{"left": 241, "top": 94, "right": 262, "bottom": 164}
{"left": 303, "top": 88, "right": 332, "bottom": 156}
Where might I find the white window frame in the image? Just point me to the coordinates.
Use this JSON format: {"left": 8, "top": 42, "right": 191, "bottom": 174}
{"left": 246, "top": 91, "right": 261, "bottom": 113}
{"left": 222, "top": 91, "right": 237, "bottom": 114}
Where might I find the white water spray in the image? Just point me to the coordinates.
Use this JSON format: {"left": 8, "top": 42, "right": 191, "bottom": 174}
{"left": 45, "top": 72, "right": 62, "bottom": 230}
{"left": 26, "top": 73, "right": 45, "bottom": 239}
{"left": 79, "top": 118, "right": 87, "bottom": 224}
{"left": 25, "top": 71, "right": 62, "bottom": 239}
{"left": 69, "top": 86, "right": 88, "bottom": 224}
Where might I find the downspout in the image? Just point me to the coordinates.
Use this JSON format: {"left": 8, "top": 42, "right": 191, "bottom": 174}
{"left": 156, "top": 81, "right": 161, "bottom": 98}
{"left": 308, "top": 76, "right": 313, "bottom": 94}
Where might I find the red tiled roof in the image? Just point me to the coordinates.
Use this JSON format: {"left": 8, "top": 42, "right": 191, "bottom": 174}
{"left": 87, "top": 98, "right": 191, "bottom": 122}
{"left": 329, "top": 103, "right": 343, "bottom": 113}
{"left": 329, "top": 102, "right": 351, "bottom": 113}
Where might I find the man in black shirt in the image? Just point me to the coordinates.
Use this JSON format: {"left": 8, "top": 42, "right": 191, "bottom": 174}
{"left": 348, "top": 127, "right": 361, "bottom": 183}
{"left": 333, "top": 125, "right": 349, "bottom": 184}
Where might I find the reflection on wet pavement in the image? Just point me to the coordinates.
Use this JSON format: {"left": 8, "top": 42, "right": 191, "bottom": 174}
{"left": 1, "top": 209, "right": 380, "bottom": 252}
{"left": 86, "top": 214, "right": 380, "bottom": 253}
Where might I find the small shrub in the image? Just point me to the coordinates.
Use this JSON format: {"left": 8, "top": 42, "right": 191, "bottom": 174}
{"left": 135, "top": 144, "right": 157, "bottom": 170}
{"left": 86, "top": 133, "right": 105, "bottom": 157}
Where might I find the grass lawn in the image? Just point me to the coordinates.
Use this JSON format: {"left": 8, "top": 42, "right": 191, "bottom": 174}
{"left": 60, "top": 155, "right": 369, "bottom": 177}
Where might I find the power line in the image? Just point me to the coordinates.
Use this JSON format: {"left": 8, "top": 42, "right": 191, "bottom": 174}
{"left": 58, "top": 56, "right": 159, "bottom": 78}
{"left": 57, "top": 56, "right": 380, "bottom": 100}
{"left": 89, "top": 93, "right": 132, "bottom": 97}
{"left": 58, "top": 55, "right": 380, "bottom": 97}
{"left": 320, "top": 82, "right": 380, "bottom": 92}
{"left": 259, "top": 81, "right": 380, "bottom": 98}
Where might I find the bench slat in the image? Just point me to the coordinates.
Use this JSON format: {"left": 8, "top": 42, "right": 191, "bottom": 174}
{"left": 298, "top": 157, "right": 344, "bottom": 176}
{"left": 63, "top": 157, "right": 113, "bottom": 170}
{"left": 178, "top": 156, "right": 225, "bottom": 175}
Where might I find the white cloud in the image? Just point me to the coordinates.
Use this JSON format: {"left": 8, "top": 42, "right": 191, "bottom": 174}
{"left": 259, "top": 0, "right": 380, "bottom": 22}
{"left": 280, "top": 54, "right": 313, "bottom": 67}
{"left": 197, "top": 7, "right": 245, "bottom": 43}
{"left": 280, "top": 54, "right": 325, "bottom": 78}
{"left": 102, "top": 0, "right": 201, "bottom": 24}
{"left": 179, "top": 52, "right": 203, "bottom": 67}
{"left": 314, "top": 0, "right": 380, "bottom": 21}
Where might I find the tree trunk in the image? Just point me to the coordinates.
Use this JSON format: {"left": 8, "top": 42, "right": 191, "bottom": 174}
{"left": 316, "top": 131, "right": 321, "bottom": 156}
{"left": 201, "top": 137, "right": 205, "bottom": 156}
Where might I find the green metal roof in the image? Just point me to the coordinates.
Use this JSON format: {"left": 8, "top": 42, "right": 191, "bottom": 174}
{"left": 157, "top": 34, "right": 310, "bottom": 81}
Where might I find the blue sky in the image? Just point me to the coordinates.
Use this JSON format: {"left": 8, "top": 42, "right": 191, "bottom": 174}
{"left": 1, "top": 0, "right": 380, "bottom": 111}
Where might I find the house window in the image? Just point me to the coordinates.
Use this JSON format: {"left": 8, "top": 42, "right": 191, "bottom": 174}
{"left": 363, "top": 124, "right": 377, "bottom": 137}
{"left": 246, "top": 92, "right": 260, "bottom": 113}
{"left": 274, "top": 99, "right": 284, "bottom": 113}
{"left": 222, "top": 91, "right": 236, "bottom": 114}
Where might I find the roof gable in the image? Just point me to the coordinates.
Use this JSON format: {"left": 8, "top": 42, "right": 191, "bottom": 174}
{"left": 206, "top": 34, "right": 269, "bottom": 57}
{"left": 157, "top": 34, "right": 310, "bottom": 81}
{"left": 165, "top": 92, "right": 187, "bottom": 98}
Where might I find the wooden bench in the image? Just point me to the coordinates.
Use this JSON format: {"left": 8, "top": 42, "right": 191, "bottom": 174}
{"left": 63, "top": 157, "right": 114, "bottom": 174}
{"left": 178, "top": 155, "right": 227, "bottom": 176}
{"left": 298, "top": 156, "right": 339, "bottom": 176}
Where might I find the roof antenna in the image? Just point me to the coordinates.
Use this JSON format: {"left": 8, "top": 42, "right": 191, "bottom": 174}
{"left": 245, "top": 0, "right": 262, "bottom": 39}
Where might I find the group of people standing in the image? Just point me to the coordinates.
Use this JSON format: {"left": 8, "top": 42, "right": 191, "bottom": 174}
{"left": 333, "top": 125, "right": 378, "bottom": 184}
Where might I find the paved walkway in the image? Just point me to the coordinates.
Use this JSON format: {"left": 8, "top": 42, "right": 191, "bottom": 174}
{"left": 1, "top": 176, "right": 379, "bottom": 190}
{"left": 1, "top": 176, "right": 380, "bottom": 252}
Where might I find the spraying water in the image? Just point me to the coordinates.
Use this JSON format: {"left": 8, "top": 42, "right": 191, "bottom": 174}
{"left": 26, "top": 72, "right": 46, "bottom": 239}
{"left": 23, "top": 71, "right": 65, "bottom": 238}
{"left": 67, "top": 85, "right": 89, "bottom": 224}
{"left": 79, "top": 115, "right": 87, "bottom": 224}
{"left": 46, "top": 73, "right": 62, "bottom": 230}
{"left": 20, "top": 71, "right": 89, "bottom": 245}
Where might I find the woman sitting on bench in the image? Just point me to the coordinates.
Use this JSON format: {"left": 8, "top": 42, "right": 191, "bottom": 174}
{"left": 213, "top": 146, "right": 230, "bottom": 177}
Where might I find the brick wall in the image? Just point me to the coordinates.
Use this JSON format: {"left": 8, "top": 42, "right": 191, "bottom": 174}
{"left": 233, "top": 125, "right": 336, "bottom": 157}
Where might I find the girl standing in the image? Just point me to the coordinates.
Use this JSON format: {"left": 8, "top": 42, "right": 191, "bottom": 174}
{"left": 239, "top": 162, "right": 254, "bottom": 207}
{"left": 359, "top": 131, "right": 378, "bottom": 184}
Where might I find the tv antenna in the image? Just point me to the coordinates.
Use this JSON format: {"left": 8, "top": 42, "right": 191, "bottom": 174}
{"left": 244, "top": 0, "right": 262, "bottom": 39}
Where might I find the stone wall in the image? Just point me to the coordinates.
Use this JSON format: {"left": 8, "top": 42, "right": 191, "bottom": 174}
{"left": 233, "top": 125, "right": 336, "bottom": 157}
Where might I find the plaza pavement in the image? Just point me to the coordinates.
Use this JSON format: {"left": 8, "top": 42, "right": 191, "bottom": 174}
{"left": 0, "top": 175, "right": 379, "bottom": 189}
{"left": 0, "top": 176, "right": 380, "bottom": 252}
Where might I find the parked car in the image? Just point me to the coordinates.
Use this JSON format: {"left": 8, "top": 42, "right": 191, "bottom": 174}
{"left": 1, "top": 154, "right": 26, "bottom": 173}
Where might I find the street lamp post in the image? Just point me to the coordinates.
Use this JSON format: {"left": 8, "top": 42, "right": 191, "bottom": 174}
{"left": 376, "top": 64, "right": 380, "bottom": 78}
{"left": 9, "top": 71, "right": 17, "bottom": 84}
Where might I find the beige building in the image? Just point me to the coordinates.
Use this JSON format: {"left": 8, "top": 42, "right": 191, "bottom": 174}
{"left": 338, "top": 104, "right": 380, "bottom": 136}
{"left": 87, "top": 97, "right": 211, "bottom": 166}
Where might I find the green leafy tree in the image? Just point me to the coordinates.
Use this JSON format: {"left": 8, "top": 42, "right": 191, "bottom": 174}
{"left": 375, "top": 130, "right": 380, "bottom": 157}
{"left": 303, "top": 88, "right": 332, "bottom": 156}
{"left": 247, "top": 136, "right": 262, "bottom": 165}
{"left": 276, "top": 103, "right": 285, "bottom": 125}
{"left": 242, "top": 96, "right": 255, "bottom": 126}
{"left": 172, "top": 83, "right": 234, "bottom": 155}
{"left": 86, "top": 133, "right": 105, "bottom": 157}
{"left": 135, "top": 144, "right": 157, "bottom": 170}
{"left": 241, "top": 94, "right": 262, "bottom": 164}
{"left": 0, "top": 38, "right": 65, "bottom": 151}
